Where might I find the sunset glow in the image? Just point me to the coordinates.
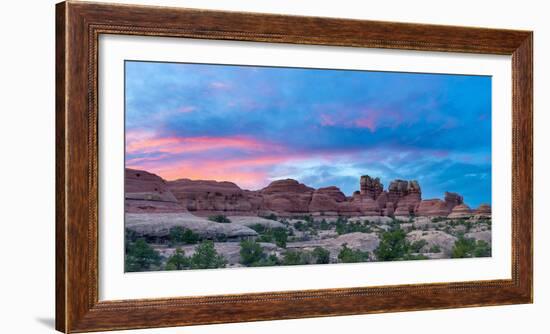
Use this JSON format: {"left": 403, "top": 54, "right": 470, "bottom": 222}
{"left": 125, "top": 61, "right": 492, "bottom": 206}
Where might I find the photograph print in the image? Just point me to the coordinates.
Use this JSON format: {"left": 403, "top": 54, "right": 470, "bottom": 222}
{"left": 124, "top": 61, "right": 492, "bottom": 272}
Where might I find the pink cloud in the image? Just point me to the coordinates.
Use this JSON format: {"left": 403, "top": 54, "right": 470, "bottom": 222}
{"left": 353, "top": 116, "right": 377, "bottom": 131}
{"left": 177, "top": 106, "right": 196, "bottom": 113}
{"left": 126, "top": 131, "right": 279, "bottom": 156}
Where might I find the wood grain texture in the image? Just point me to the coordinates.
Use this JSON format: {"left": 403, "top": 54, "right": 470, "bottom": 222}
{"left": 55, "top": 1, "right": 533, "bottom": 332}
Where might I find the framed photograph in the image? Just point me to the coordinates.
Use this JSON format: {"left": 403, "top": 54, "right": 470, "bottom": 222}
{"left": 56, "top": 1, "right": 532, "bottom": 332}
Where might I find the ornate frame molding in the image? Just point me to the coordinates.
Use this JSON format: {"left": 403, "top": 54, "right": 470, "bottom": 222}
{"left": 56, "top": 1, "right": 532, "bottom": 332}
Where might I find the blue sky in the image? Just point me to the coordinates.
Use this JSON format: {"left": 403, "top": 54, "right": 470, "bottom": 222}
{"left": 125, "top": 61, "right": 492, "bottom": 207}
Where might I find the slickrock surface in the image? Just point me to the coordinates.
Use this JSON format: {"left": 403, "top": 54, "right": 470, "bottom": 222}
{"left": 227, "top": 216, "right": 285, "bottom": 229}
{"left": 465, "top": 231, "right": 492, "bottom": 244}
{"left": 125, "top": 212, "right": 258, "bottom": 239}
{"left": 406, "top": 230, "right": 458, "bottom": 254}
{"left": 286, "top": 232, "right": 380, "bottom": 261}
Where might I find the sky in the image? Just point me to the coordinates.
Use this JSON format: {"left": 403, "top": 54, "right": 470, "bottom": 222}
{"left": 125, "top": 61, "right": 492, "bottom": 207}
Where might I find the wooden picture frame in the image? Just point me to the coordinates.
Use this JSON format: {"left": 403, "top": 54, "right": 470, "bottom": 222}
{"left": 56, "top": 1, "right": 533, "bottom": 332}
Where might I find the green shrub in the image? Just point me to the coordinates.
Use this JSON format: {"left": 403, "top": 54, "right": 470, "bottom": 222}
{"left": 272, "top": 228, "right": 288, "bottom": 248}
{"left": 313, "top": 247, "right": 331, "bottom": 264}
{"left": 451, "top": 236, "right": 476, "bottom": 258}
{"left": 239, "top": 240, "right": 282, "bottom": 267}
{"left": 250, "top": 225, "right": 288, "bottom": 248}
{"left": 474, "top": 240, "right": 491, "bottom": 257}
{"left": 338, "top": 243, "right": 370, "bottom": 263}
{"left": 125, "top": 239, "right": 162, "bottom": 272}
{"left": 335, "top": 219, "right": 372, "bottom": 235}
{"left": 293, "top": 221, "right": 307, "bottom": 232}
{"left": 208, "top": 215, "right": 231, "bottom": 223}
{"left": 239, "top": 240, "right": 264, "bottom": 266}
{"left": 188, "top": 241, "right": 227, "bottom": 269}
{"left": 125, "top": 228, "right": 139, "bottom": 245}
{"left": 250, "top": 254, "right": 280, "bottom": 267}
{"left": 429, "top": 245, "right": 441, "bottom": 253}
{"left": 249, "top": 224, "right": 267, "bottom": 233}
{"left": 169, "top": 226, "right": 199, "bottom": 245}
{"left": 410, "top": 239, "right": 428, "bottom": 253}
{"left": 282, "top": 250, "right": 312, "bottom": 265}
{"left": 375, "top": 229, "right": 408, "bottom": 261}
{"left": 403, "top": 253, "right": 429, "bottom": 260}
{"left": 452, "top": 237, "right": 491, "bottom": 258}
{"left": 165, "top": 248, "right": 190, "bottom": 270}
{"left": 319, "top": 219, "right": 331, "bottom": 230}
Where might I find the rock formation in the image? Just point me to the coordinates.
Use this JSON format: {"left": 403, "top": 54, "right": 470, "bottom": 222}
{"left": 124, "top": 168, "right": 490, "bottom": 218}
{"left": 444, "top": 191, "right": 464, "bottom": 210}
{"left": 360, "top": 175, "right": 383, "bottom": 199}
{"left": 260, "top": 179, "right": 314, "bottom": 214}
{"left": 447, "top": 204, "right": 473, "bottom": 219}
{"left": 387, "top": 180, "right": 421, "bottom": 216}
{"left": 415, "top": 199, "right": 450, "bottom": 217}
{"left": 167, "top": 178, "right": 258, "bottom": 213}
{"left": 309, "top": 186, "right": 347, "bottom": 214}
{"left": 474, "top": 204, "right": 492, "bottom": 219}
{"left": 125, "top": 168, "right": 184, "bottom": 213}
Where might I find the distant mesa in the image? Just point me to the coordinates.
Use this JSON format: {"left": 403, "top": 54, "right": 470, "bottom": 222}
{"left": 124, "top": 168, "right": 491, "bottom": 219}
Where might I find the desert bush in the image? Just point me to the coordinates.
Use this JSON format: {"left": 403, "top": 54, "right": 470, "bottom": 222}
{"left": 251, "top": 254, "right": 280, "bottom": 267}
{"left": 239, "top": 240, "right": 281, "bottom": 267}
{"left": 168, "top": 226, "right": 199, "bottom": 245}
{"left": 335, "top": 220, "right": 372, "bottom": 235}
{"left": 239, "top": 240, "right": 264, "bottom": 266}
{"left": 249, "top": 224, "right": 267, "bottom": 233}
{"left": 429, "top": 245, "right": 441, "bottom": 253}
{"left": 313, "top": 247, "right": 331, "bottom": 264}
{"left": 293, "top": 221, "right": 307, "bottom": 232}
{"left": 165, "top": 248, "right": 189, "bottom": 270}
{"left": 251, "top": 225, "right": 288, "bottom": 248}
{"left": 272, "top": 228, "right": 288, "bottom": 248}
{"left": 208, "top": 215, "right": 231, "bottom": 223}
{"left": 375, "top": 229, "right": 408, "bottom": 261}
{"left": 318, "top": 219, "right": 331, "bottom": 230}
{"left": 125, "top": 239, "right": 162, "bottom": 272}
{"left": 452, "top": 237, "right": 492, "bottom": 258}
{"left": 125, "top": 228, "right": 140, "bottom": 245}
{"left": 282, "top": 250, "right": 312, "bottom": 265}
{"left": 338, "top": 243, "right": 370, "bottom": 263}
{"left": 474, "top": 240, "right": 491, "bottom": 257}
{"left": 410, "top": 239, "right": 428, "bottom": 253}
{"left": 188, "top": 241, "right": 227, "bottom": 269}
